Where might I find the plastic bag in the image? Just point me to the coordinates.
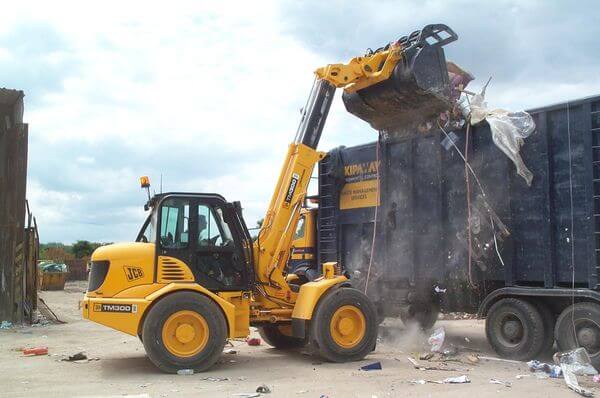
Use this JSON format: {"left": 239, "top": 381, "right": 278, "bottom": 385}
{"left": 554, "top": 348, "right": 598, "bottom": 376}
{"left": 427, "top": 327, "right": 445, "bottom": 352}
{"left": 470, "top": 92, "right": 536, "bottom": 185}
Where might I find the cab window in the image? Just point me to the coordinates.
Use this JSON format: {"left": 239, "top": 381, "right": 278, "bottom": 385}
{"left": 160, "top": 198, "right": 189, "bottom": 249}
{"left": 198, "top": 205, "right": 233, "bottom": 247}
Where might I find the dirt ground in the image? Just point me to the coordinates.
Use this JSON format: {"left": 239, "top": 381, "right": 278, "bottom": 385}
{"left": 0, "top": 282, "right": 595, "bottom": 397}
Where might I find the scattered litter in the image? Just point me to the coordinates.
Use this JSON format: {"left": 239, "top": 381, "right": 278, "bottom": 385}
{"left": 296, "top": 390, "right": 308, "bottom": 394}
{"left": 200, "top": 376, "right": 230, "bottom": 382}
{"left": 527, "top": 360, "right": 562, "bottom": 378}
{"left": 428, "top": 327, "right": 445, "bottom": 352}
{"left": 466, "top": 354, "right": 479, "bottom": 364}
{"left": 360, "top": 361, "right": 382, "bottom": 371}
{"left": 139, "top": 383, "right": 151, "bottom": 388}
{"left": 62, "top": 352, "right": 87, "bottom": 361}
{"left": 443, "top": 375, "right": 470, "bottom": 384}
{"left": 554, "top": 348, "right": 598, "bottom": 376}
{"left": 407, "top": 356, "right": 459, "bottom": 372}
{"left": 238, "top": 376, "right": 248, "bottom": 381}
{"left": 489, "top": 378, "right": 512, "bottom": 387}
{"left": 22, "top": 347, "right": 48, "bottom": 356}
{"left": 479, "top": 356, "right": 523, "bottom": 365}
{"left": 561, "top": 364, "right": 593, "bottom": 397}
{"left": 515, "top": 374, "right": 530, "bottom": 379}
{"left": 464, "top": 337, "right": 470, "bottom": 343}
{"left": 0, "top": 320, "right": 12, "bottom": 329}
{"left": 594, "top": 374, "right": 600, "bottom": 383}
{"left": 419, "top": 352, "right": 434, "bottom": 361}
{"left": 442, "top": 345, "right": 458, "bottom": 357}
{"left": 256, "top": 384, "right": 271, "bottom": 393}
{"left": 409, "top": 380, "right": 427, "bottom": 385}
{"left": 224, "top": 348, "right": 238, "bottom": 354}
{"left": 232, "top": 394, "right": 260, "bottom": 398}
{"left": 246, "top": 338, "right": 261, "bottom": 346}
{"left": 177, "top": 369, "right": 194, "bottom": 375}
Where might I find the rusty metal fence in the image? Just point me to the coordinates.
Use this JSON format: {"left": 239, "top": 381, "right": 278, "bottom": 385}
{"left": 0, "top": 88, "right": 38, "bottom": 324}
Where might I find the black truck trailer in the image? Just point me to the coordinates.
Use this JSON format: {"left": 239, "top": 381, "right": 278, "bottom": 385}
{"left": 312, "top": 94, "right": 600, "bottom": 364}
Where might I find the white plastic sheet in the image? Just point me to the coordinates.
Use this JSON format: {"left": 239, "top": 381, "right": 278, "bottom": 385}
{"left": 470, "top": 92, "right": 536, "bottom": 185}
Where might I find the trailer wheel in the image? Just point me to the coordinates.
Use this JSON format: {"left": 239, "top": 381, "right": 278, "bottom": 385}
{"left": 258, "top": 325, "right": 306, "bottom": 349}
{"left": 555, "top": 302, "right": 600, "bottom": 369}
{"left": 533, "top": 301, "right": 556, "bottom": 355}
{"left": 400, "top": 304, "right": 439, "bottom": 331}
{"left": 310, "top": 288, "right": 378, "bottom": 362}
{"left": 142, "top": 291, "right": 227, "bottom": 373}
{"left": 485, "top": 298, "right": 545, "bottom": 361}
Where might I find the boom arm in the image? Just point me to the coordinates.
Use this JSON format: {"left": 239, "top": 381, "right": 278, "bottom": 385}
{"left": 253, "top": 24, "right": 458, "bottom": 306}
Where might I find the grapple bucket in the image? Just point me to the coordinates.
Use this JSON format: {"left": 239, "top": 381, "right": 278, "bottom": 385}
{"left": 342, "top": 24, "right": 458, "bottom": 131}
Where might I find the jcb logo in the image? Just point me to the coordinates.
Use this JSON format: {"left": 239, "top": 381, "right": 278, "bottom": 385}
{"left": 124, "top": 266, "right": 144, "bottom": 282}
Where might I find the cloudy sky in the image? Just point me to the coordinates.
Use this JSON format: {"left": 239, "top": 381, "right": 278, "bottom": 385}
{"left": 2, "top": 1, "right": 599, "bottom": 243}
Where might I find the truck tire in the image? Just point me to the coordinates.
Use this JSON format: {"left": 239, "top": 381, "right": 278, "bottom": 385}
{"left": 533, "top": 301, "right": 556, "bottom": 356}
{"left": 142, "top": 291, "right": 227, "bottom": 373}
{"left": 555, "top": 302, "right": 600, "bottom": 369}
{"left": 258, "top": 324, "right": 306, "bottom": 349}
{"left": 485, "top": 298, "right": 545, "bottom": 361}
{"left": 400, "top": 304, "right": 439, "bottom": 331}
{"left": 310, "top": 287, "right": 378, "bottom": 363}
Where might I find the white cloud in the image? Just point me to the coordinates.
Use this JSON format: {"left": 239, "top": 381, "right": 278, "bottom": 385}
{"left": 2, "top": 1, "right": 598, "bottom": 243}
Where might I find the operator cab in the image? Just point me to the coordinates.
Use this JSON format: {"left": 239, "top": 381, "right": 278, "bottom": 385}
{"left": 136, "top": 178, "right": 254, "bottom": 292}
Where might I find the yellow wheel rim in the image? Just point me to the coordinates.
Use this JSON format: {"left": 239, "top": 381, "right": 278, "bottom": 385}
{"left": 329, "top": 305, "right": 366, "bottom": 349}
{"left": 162, "top": 310, "right": 209, "bottom": 357}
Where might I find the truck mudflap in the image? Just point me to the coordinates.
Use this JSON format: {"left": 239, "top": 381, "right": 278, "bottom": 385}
{"left": 342, "top": 24, "right": 458, "bottom": 131}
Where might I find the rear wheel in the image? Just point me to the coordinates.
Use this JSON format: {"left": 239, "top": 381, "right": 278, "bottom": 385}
{"left": 400, "top": 304, "right": 439, "bottom": 331}
{"left": 142, "top": 291, "right": 227, "bottom": 373}
{"left": 310, "top": 288, "right": 378, "bottom": 362}
{"left": 258, "top": 324, "right": 306, "bottom": 349}
{"left": 555, "top": 302, "right": 600, "bottom": 369}
{"left": 485, "top": 298, "right": 545, "bottom": 361}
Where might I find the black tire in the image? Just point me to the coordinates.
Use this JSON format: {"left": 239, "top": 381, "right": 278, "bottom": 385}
{"left": 533, "top": 301, "right": 556, "bottom": 356}
{"left": 258, "top": 325, "right": 306, "bottom": 349}
{"left": 310, "top": 287, "right": 378, "bottom": 363}
{"left": 485, "top": 298, "right": 545, "bottom": 361}
{"left": 142, "top": 291, "right": 227, "bottom": 373}
{"left": 555, "top": 302, "right": 600, "bottom": 369}
{"left": 400, "top": 304, "right": 439, "bottom": 331}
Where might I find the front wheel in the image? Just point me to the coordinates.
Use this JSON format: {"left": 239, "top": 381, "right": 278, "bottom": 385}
{"left": 142, "top": 291, "right": 227, "bottom": 373}
{"left": 310, "top": 287, "right": 378, "bottom": 362}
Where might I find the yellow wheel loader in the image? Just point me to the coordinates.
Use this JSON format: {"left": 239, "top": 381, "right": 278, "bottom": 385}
{"left": 82, "top": 24, "right": 458, "bottom": 373}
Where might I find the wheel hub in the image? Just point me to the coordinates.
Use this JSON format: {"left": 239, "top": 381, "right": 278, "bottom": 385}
{"left": 578, "top": 327, "right": 599, "bottom": 349}
{"left": 175, "top": 323, "right": 196, "bottom": 344}
{"left": 329, "top": 305, "right": 366, "bottom": 349}
{"left": 161, "top": 310, "right": 209, "bottom": 358}
{"left": 502, "top": 320, "right": 522, "bottom": 340}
